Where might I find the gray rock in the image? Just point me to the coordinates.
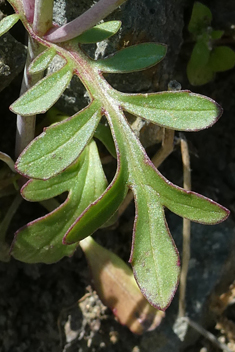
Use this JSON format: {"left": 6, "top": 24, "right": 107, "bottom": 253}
{"left": 53, "top": 0, "right": 185, "bottom": 115}
{"left": 0, "top": 33, "right": 26, "bottom": 92}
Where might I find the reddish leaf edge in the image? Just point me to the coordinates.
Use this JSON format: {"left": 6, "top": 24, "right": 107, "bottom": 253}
{"left": 130, "top": 192, "right": 180, "bottom": 311}
{"left": 115, "top": 90, "right": 223, "bottom": 132}
{"left": 14, "top": 102, "right": 101, "bottom": 180}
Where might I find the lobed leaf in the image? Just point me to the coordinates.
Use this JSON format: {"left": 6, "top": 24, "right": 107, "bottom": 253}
{"left": 11, "top": 141, "right": 107, "bottom": 263}
{"left": 64, "top": 164, "right": 128, "bottom": 244}
{"left": 130, "top": 185, "right": 180, "bottom": 310}
{"left": 115, "top": 90, "right": 222, "bottom": 131}
{"left": 0, "top": 14, "right": 20, "bottom": 37}
{"left": 16, "top": 100, "right": 102, "bottom": 179}
{"left": 10, "top": 64, "right": 73, "bottom": 116}
{"left": 28, "top": 48, "right": 57, "bottom": 74}
{"left": 77, "top": 21, "right": 121, "bottom": 43}
{"left": 95, "top": 43, "right": 167, "bottom": 73}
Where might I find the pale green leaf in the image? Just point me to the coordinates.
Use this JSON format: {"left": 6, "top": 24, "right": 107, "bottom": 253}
{"left": 16, "top": 101, "right": 102, "bottom": 179}
{"left": 77, "top": 21, "right": 121, "bottom": 43}
{"left": 28, "top": 48, "right": 57, "bottom": 74}
{"left": 95, "top": 43, "right": 167, "bottom": 73}
{"left": 11, "top": 141, "right": 107, "bottom": 263}
{"left": 10, "top": 64, "right": 73, "bottom": 115}
{"left": 115, "top": 91, "right": 222, "bottom": 131}
{"left": 0, "top": 14, "right": 20, "bottom": 37}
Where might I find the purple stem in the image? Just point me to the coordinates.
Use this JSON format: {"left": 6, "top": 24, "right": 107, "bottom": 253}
{"left": 22, "top": 0, "right": 35, "bottom": 23}
{"left": 43, "top": 0, "right": 127, "bottom": 43}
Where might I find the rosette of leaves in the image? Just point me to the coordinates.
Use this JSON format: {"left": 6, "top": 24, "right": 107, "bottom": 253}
{"left": 187, "top": 2, "right": 235, "bottom": 86}
{"left": 1, "top": 1, "right": 229, "bottom": 310}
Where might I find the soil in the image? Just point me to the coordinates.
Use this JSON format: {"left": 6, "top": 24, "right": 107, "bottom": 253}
{"left": 0, "top": 1, "right": 235, "bottom": 352}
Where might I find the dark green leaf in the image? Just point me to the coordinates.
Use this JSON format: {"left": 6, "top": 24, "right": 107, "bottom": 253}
{"left": 188, "top": 2, "right": 212, "bottom": 35}
{"left": 94, "top": 123, "right": 116, "bottom": 158}
{"left": 0, "top": 14, "right": 20, "bottom": 36}
{"left": 187, "top": 41, "right": 214, "bottom": 85}
{"left": 28, "top": 48, "right": 57, "bottom": 74}
{"left": 95, "top": 43, "right": 167, "bottom": 73}
{"left": 115, "top": 91, "right": 222, "bottom": 131}
{"left": 211, "top": 30, "right": 224, "bottom": 40}
{"left": 16, "top": 100, "right": 102, "bottom": 179}
{"left": 209, "top": 46, "right": 235, "bottom": 72}
{"left": 10, "top": 64, "right": 73, "bottom": 115}
{"left": 77, "top": 21, "right": 121, "bottom": 43}
{"left": 11, "top": 141, "right": 107, "bottom": 263}
{"left": 64, "top": 165, "right": 128, "bottom": 244}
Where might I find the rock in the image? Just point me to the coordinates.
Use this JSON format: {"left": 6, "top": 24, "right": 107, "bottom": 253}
{"left": 53, "top": 0, "right": 185, "bottom": 115}
{"left": 0, "top": 32, "right": 26, "bottom": 92}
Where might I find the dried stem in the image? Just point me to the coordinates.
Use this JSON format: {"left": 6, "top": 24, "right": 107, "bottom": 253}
{"left": 178, "top": 134, "right": 191, "bottom": 318}
{"left": 182, "top": 317, "right": 232, "bottom": 352}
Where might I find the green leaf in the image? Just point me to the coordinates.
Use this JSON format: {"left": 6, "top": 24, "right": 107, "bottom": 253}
{"left": 11, "top": 141, "right": 108, "bottom": 264}
{"left": 10, "top": 64, "right": 73, "bottom": 116}
{"left": 28, "top": 48, "right": 57, "bottom": 74}
{"left": 130, "top": 185, "right": 180, "bottom": 310}
{"left": 64, "top": 164, "right": 128, "bottom": 244}
{"left": 209, "top": 46, "right": 235, "bottom": 72}
{"left": 16, "top": 100, "right": 102, "bottom": 179}
{"left": 77, "top": 21, "right": 121, "bottom": 43}
{"left": 188, "top": 2, "right": 212, "bottom": 35}
{"left": 187, "top": 40, "right": 214, "bottom": 86}
{"left": 114, "top": 91, "right": 222, "bottom": 131}
{"left": 0, "top": 14, "right": 20, "bottom": 36}
{"left": 211, "top": 30, "right": 224, "bottom": 40}
{"left": 95, "top": 43, "right": 167, "bottom": 73}
{"left": 160, "top": 183, "right": 229, "bottom": 224}
{"left": 94, "top": 123, "right": 116, "bottom": 158}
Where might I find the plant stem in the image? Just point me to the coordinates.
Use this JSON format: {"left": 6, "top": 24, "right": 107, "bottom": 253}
{"left": 182, "top": 317, "right": 232, "bottom": 352}
{"left": 33, "top": 0, "right": 54, "bottom": 36}
{"left": 0, "top": 193, "right": 22, "bottom": 262}
{"left": 22, "top": 0, "right": 35, "bottom": 23}
{"left": 178, "top": 135, "right": 191, "bottom": 318}
{"left": 44, "top": 0, "right": 127, "bottom": 43}
{"left": 15, "top": 0, "right": 54, "bottom": 158}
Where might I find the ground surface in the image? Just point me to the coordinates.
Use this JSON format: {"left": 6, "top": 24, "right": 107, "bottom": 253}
{"left": 0, "top": 1, "right": 235, "bottom": 351}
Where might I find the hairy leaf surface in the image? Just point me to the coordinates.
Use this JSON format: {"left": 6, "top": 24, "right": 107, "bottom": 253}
{"left": 77, "top": 21, "right": 121, "bottom": 43}
{"left": 0, "top": 14, "right": 20, "bottom": 36}
{"left": 11, "top": 141, "right": 107, "bottom": 263}
{"left": 131, "top": 185, "right": 180, "bottom": 310}
{"left": 10, "top": 65, "right": 73, "bottom": 115}
{"left": 115, "top": 91, "right": 222, "bottom": 130}
{"left": 95, "top": 43, "right": 167, "bottom": 73}
{"left": 16, "top": 101, "right": 102, "bottom": 179}
{"left": 28, "top": 48, "right": 57, "bottom": 74}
